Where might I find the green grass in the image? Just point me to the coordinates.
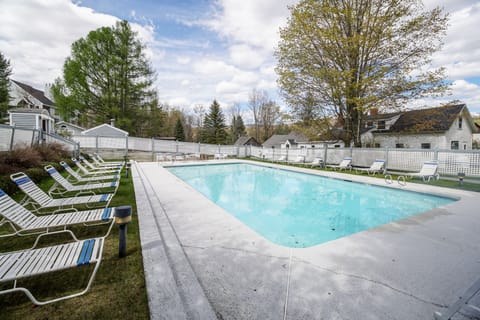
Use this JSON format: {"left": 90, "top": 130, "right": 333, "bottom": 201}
{"left": 0, "top": 167, "right": 149, "bottom": 319}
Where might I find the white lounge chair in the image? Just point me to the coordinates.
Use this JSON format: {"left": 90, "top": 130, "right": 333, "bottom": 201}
{"left": 10, "top": 172, "right": 113, "bottom": 212}
{"left": 73, "top": 158, "right": 120, "bottom": 176}
{"left": 60, "top": 161, "right": 119, "bottom": 182}
{"left": 44, "top": 165, "right": 119, "bottom": 195}
{"left": 214, "top": 153, "right": 228, "bottom": 160}
{"left": 0, "top": 188, "right": 115, "bottom": 238}
{"left": 408, "top": 161, "right": 440, "bottom": 182}
{"left": 326, "top": 157, "right": 352, "bottom": 170}
{"left": 93, "top": 153, "right": 124, "bottom": 166}
{"left": 79, "top": 156, "right": 121, "bottom": 171}
{"left": 289, "top": 155, "right": 305, "bottom": 164}
{"left": 88, "top": 154, "right": 123, "bottom": 169}
{"left": 310, "top": 157, "right": 324, "bottom": 168}
{"left": 0, "top": 237, "right": 104, "bottom": 305}
{"left": 356, "top": 159, "right": 385, "bottom": 175}
{"left": 277, "top": 155, "right": 287, "bottom": 162}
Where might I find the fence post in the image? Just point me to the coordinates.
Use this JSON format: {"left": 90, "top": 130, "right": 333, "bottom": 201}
{"left": 95, "top": 136, "right": 99, "bottom": 153}
{"left": 125, "top": 136, "right": 129, "bottom": 157}
{"left": 151, "top": 137, "right": 155, "bottom": 153}
{"left": 323, "top": 144, "right": 328, "bottom": 164}
{"left": 384, "top": 146, "right": 389, "bottom": 171}
{"left": 434, "top": 148, "right": 439, "bottom": 161}
{"left": 9, "top": 125, "right": 15, "bottom": 151}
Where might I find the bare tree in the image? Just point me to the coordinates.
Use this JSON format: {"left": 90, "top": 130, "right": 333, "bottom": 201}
{"left": 248, "top": 89, "right": 268, "bottom": 141}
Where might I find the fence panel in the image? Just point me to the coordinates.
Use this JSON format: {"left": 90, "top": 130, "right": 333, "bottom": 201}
{"left": 129, "top": 137, "right": 152, "bottom": 152}
{"left": 387, "top": 149, "right": 435, "bottom": 172}
{"left": 0, "top": 126, "right": 13, "bottom": 151}
{"left": 437, "top": 151, "right": 480, "bottom": 176}
{"left": 351, "top": 148, "right": 386, "bottom": 167}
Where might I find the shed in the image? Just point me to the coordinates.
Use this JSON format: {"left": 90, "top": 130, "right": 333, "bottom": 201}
{"left": 234, "top": 136, "right": 261, "bottom": 147}
{"left": 56, "top": 121, "right": 85, "bottom": 136}
{"left": 81, "top": 123, "right": 129, "bottom": 137}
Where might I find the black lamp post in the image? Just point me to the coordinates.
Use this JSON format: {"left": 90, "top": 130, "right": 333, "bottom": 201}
{"left": 272, "top": 145, "right": 275, "bottom": 162}
{"left": 286, "top": 144, "right": 290, "bottom": 162}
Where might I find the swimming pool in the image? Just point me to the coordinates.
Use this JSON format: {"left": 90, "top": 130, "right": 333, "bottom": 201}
{"left": 167, "top": 163, "right": 455, "bottom": 248}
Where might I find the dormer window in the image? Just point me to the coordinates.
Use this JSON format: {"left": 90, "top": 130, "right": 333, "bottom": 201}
{"left": 458, "top": 117, "right": 463, "bottom": 129}
{"left": 377, "top": 120, "right": 386, "bottom": 130}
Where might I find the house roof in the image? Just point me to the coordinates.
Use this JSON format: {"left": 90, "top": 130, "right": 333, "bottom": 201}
{"left": 262, "top": 132, "right": 308, "bottom": 148}
{"left": 56, "top": 121, "right": 86, "bottom": 131}
{"left": 370, "top": 104, "right": 471, "bottom": 134}
{"left": 82, "top": 123, "right": 129, "bottom": 137}
{"left": 234, "top": 136, "right": 260, "bottom": 146}
{"left": 11, "top": 80, "right": 55, "bottom": 107}
{"left": 390, "top": 104, "right": 465, "bottom": 133}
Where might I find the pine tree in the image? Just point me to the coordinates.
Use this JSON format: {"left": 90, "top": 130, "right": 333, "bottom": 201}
{"left": 202, "top": 99, "right": 227, "bottom": 144}
{"left": 174, "top": 118, "right": 185, "bottom": 141}
{"left": 0, "top": 51, "right": 12, "bottom": 122}
{"left": 231, "top": 115, "right": 246, "bottom": 143}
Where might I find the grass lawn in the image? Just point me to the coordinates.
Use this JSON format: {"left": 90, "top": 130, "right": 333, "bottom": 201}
{"left": 0, "top": 166, "right": 150, "bottom": 319}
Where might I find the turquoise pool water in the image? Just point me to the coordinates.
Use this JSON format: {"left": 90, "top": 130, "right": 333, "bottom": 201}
{"left": 167, "top": 163, "right": 455, "bottom": 248}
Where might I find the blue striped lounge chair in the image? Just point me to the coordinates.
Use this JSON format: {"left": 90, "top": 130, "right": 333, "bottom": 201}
{"left": 73, "top": 158, "right": 120, "bottom": 176}
{"left": 10, "top": 172, "right": 112, "bottom": 212}
{"left": 0, "top": 237, "right": 104, "bottom": 305}
{"left": 326, "top": 157, "right": 352, "bottom": 170}
{"left": 355, "top": 159, "right": 385, "bottom": 175}
{"left": 79, "top": 156, "right": 121, "bottom": 172}
{"left": 44, "top": 165, "right": 118, "bottom": 195}
{"left": 0, "top": 188, "right": 115, "bottom": 238}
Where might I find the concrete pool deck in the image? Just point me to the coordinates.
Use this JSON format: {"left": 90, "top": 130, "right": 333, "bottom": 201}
{"left": 132, "top": 159, "right": 480, "bottom": 320}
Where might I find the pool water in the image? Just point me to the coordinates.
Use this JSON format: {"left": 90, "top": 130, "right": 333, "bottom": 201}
{"left": 167, "top": 163, "right": 455, "bottom": 248}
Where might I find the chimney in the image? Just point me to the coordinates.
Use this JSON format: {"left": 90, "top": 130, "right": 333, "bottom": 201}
{"left": 110, "top": 118, "right": 115, "bottom": 127}
{"left": 369, "top": 108, "right": 378, "bottom": 116}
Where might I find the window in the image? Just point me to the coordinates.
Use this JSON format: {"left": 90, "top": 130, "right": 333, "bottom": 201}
{"left": 395, "top": 143, "right": 405, "bottom": 148}
{"left": 366, "top": 121, "right": 373, "bottom": 127}
{"left": 374, "top": 143, "right": 381, "bottom": 148}
{"left": 451, "top": 141, "right": 459, "bottom": 150}
{"left": 377, "top": 120, "right": 386, "bottom": 130}
{"left": 458, "top": 117, "right": 463, "bottom": 129}
{"left": 421, "top": 143, "right": 431, "bottom": 149}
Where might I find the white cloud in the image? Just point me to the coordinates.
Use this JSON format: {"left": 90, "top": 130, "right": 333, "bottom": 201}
{"left": 229, "top": 44, "right": 266, "bottom": 69}
{"left": 176, "top": 56, "right": 191, "bottom": 65}
{"left": 0, "top": 0, "right": 154, "bottom": 88}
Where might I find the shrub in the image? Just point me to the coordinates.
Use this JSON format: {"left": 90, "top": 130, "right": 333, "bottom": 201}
{"left": 34, "top": 142, "right": 71, "bottom": 162}
{"left": 4, "top": 145, "right": 42, "bottom": 168}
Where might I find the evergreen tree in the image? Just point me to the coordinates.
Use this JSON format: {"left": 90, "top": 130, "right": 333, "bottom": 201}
{"left": 231, "top": 115, "right": 246, "bottom": 143}
{"left": 0, "top": 52, "right": 12, "bottom": 122}
{"left": 202, "top": 99, "right": 227, "bottom": 144}
{"left": 174, "top": 118, "right": 185, "bottom": 141}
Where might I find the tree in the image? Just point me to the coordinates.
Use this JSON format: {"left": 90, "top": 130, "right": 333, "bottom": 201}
{"left": 276, "top": 0, "right": 449, "bottom": 146}
{"left": 52, "top": 20, "right": 157, "bottom": 134}
{"left": 231, "top": 115, "right": 246, "bottom": 143}
{"left": 174, "top": 118, "right": 185, "bottom": 141}
{"left": 260, "top": 100, "right": 281, "bottom": 141}
{"left": 202, "top": 99, "right": 227, "bottom": 144}
{"left": 0, "top": 51, "right": 12, "bottom": 122}
{"left": 248, "top": 88, "right": 268, "bottom": 141}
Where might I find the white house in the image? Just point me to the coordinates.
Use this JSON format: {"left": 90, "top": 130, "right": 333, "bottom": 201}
{"left": 8, "top": 80, "right": 57, "bottom": 120}
{"left": 81, "top": 123, "right": 128, "bottom": 137}
{"left": 7, "top": 80, "right": 58, "bottom": 133}
{"left": 361, "top": 103, "right": 477, "bottom": 150}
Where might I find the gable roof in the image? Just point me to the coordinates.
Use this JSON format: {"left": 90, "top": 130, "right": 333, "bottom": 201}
{"left": 234, "top": 136, "right": 260, "bottom": 146}
{"left": 56, "top": 121, "right": 86, "bottom": 131}
{"left": 389, "top": 104, "right": 465, "bottom": 133}
{"left": 262, "top": 132, "right": 308, "bottom": 148}
{"left": 11, "top": 80, "right": 54, "bottom": 107}
{"left": 82, "top": 123, "right": 129, "bottom": 137}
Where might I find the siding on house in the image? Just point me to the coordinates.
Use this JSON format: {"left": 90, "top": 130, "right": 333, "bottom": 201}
{"left": 82, "top": 124, "right": 128, "bottom": 137}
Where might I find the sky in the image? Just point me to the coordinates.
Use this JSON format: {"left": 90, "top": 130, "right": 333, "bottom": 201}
{"left": 0, "top": 0, "right": 479, "bottom": 117}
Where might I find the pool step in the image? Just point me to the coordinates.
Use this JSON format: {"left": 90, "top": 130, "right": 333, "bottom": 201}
{"left": 132, "top": 161, "right": 217, "bottom": 320}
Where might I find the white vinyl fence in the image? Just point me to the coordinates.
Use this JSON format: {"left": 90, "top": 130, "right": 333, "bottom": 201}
{"left": 2, "top": 126, "right": 479, "bottom": 177}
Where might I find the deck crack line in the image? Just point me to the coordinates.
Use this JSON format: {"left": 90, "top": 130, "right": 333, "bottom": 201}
{"left": 283, "top": 249, "right": 293, "bottom": 320}
{"left": 295, "top": 258, "right": 448, "bottom": 308}
{"left": 182, "top": 244, "right": 291, "bottom": 261}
